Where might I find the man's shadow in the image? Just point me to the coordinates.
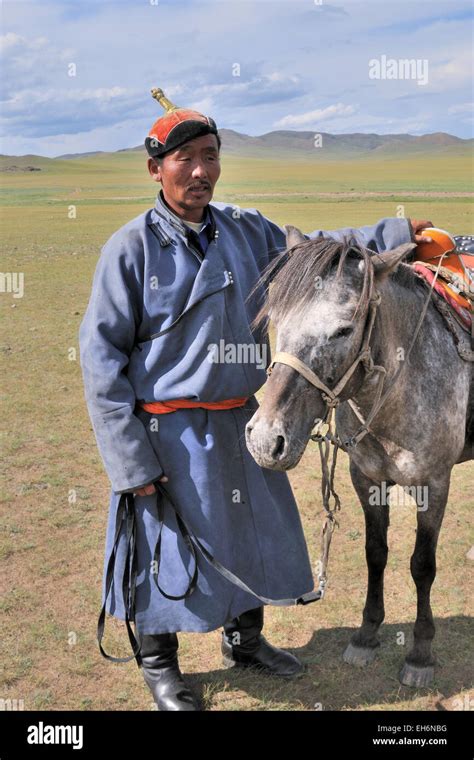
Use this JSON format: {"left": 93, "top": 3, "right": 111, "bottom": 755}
{"left": 184, "top": 616, "right": 473, "bottom": 710}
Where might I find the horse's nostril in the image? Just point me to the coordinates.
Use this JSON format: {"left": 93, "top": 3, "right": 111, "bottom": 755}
{"left": 272, "top": 435, "right": 286, "bottom": 459}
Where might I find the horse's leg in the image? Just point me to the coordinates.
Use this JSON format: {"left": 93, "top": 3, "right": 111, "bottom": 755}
{"left": 343, "top": 460, "right": 390, "bottom": 667}
{"left": 399, "top": 476, "right": 450, "bottom": 687}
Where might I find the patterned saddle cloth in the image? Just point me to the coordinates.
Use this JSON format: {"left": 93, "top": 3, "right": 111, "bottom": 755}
{"left": 411, "top": 231, "right": 474, "bottom": 333}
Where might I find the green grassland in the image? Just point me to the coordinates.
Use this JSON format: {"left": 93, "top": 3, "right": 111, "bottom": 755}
{"left": 0, "top": 149, "right": 473, "bottom": 711}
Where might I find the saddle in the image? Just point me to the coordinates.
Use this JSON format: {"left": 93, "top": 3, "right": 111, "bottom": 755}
{"left": 411, "top": 228, "right": 474, "bottom": 333}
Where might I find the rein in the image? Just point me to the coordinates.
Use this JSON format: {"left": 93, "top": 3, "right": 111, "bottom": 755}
{"left": 98, "top": 480, "right": 322, "bottom": 664}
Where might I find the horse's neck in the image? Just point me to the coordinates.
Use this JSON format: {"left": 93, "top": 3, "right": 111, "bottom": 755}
{"left": 353, "top": 272, "right": 427, "bottom": 405}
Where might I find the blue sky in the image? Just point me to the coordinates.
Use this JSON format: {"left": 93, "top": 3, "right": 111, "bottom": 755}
{"left": 1, "top": 0, "right": 472, "bottom": 157}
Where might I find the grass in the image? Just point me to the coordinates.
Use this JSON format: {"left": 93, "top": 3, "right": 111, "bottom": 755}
{"left": 0, "top": 150, "right": 473, "bottom": 711}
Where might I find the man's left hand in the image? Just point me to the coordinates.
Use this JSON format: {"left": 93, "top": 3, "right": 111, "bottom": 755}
{"left": 410, "top": 218, "right": 434, "bottom": 244}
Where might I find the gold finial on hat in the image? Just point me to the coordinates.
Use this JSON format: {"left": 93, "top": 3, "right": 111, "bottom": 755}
{"left": 151, "top": 88, "right": 180, "bottom": 113}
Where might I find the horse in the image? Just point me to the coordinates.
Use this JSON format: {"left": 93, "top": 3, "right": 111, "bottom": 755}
{"left": 245, "top": 227, "right": 473, "bottom": 687}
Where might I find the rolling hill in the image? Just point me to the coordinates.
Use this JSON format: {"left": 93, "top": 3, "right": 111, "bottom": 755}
{"left": 2, "top": 129, "right": 471, "bottom": 168}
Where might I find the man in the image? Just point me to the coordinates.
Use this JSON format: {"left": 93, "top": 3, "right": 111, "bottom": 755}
{"left": 79, "top": 88, "right": 432, "bottom": 711}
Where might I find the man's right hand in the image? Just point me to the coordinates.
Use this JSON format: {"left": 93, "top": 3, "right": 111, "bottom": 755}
{"left": 135, "top": 475, "right": 168, "bottom": 497}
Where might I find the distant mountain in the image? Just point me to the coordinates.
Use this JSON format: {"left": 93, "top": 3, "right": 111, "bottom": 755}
{"left": 2, "top": 130, "right": 472, "bottom": 164}
{"left": 55, "top": 150, "right": 105, "bottom": 160}
{"left": 116, "top": 129, "right": 472, "bottom": 157}
{"left": 0, "top": 154, "right": 57, "bottom": 171}
{"left": 214, "top": 129, "right": 472, "bottom": 157}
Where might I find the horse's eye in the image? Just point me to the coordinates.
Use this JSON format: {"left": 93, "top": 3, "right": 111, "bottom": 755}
{"left": 333, "top": 326, "right": 353, "bottom": 339}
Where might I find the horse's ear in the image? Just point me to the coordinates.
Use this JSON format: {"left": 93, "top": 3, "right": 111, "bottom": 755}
{"left": 284, "top": 225, "right": 306, "bottom": 249}
{"left": 371, "top": 242, "right": 417, "bottom": 280}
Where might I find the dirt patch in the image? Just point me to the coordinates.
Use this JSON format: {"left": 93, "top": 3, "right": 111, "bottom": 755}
{"left": 237, "top": 191, "right": 474, "bottom": 198}
{"left": 0, "top": 165, "right": 41, "bottom": 172}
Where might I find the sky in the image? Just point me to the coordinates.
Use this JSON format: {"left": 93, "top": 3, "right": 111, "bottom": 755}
{"left": 1, "top": 0, "right": 473, "bottom": 157}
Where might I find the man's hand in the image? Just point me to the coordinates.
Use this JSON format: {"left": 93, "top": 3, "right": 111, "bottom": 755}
{"left": 410, "top": 218, "right": 434, "bottom": 244}
{"left": 135, "top": 474, "right": 168, "bottom": 497}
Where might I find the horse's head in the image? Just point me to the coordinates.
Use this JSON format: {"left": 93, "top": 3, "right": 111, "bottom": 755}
{"left": 245, "top": 226, "right": 415, "bottom": 469}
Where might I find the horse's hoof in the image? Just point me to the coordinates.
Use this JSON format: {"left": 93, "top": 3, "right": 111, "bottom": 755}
{"left": 343, "top": 642, "right": 378, "bottom": 667}
{"left": 399, "top": 662, "right": 435, "bottom": 687}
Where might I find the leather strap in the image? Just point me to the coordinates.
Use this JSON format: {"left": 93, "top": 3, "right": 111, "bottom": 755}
{"left": 150, "top": 481, "right": 321, "bottom": 607}
{"left": 151, "top": 491, "right": 199, "bottom": 600}
{"left": 97, "top": 480, "right": 322, "bottom": 662}
{"left": 97, "top": 491, "right": 143, "bottom": 665}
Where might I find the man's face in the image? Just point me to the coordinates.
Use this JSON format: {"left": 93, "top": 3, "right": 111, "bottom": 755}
{"left": 148, "top": 133, "right": 221, "bottom": 221}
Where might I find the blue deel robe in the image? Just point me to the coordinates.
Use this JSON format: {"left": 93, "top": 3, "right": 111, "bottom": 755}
{"left": 79, "top": 195, "right": 412, "bottom": 634}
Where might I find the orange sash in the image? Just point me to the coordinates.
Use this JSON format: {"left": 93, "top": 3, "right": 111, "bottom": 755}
{"left": 140, "top": 397, "right": 249, "bottom": 414}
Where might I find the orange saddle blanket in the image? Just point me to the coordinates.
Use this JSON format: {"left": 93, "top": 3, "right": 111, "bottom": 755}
{"left": 412, "top": 228, "right": 473, "bottom": 332}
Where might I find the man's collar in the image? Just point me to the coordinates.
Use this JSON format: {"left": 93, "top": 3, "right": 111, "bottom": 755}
{"left": 156, "top": 190, "right": 210, "bottom": 230}
{"left": 155, "top": 190, "right": 215, "bottom": 242}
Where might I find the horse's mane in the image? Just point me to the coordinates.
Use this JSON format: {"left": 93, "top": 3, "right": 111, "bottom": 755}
{"left": 250, "top": 237, "right": 426, "bottom": 335}
{"left": 391, "top": 259, "right": 421, "bottom": 289}
{"left": 251, "top": 236, "right": 374, "bottom": 334}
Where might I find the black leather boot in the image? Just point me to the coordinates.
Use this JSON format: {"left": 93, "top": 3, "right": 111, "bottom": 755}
{"left": 139, "top": 632, "right": 200, "bottom": 711}
{"left": 221, "top": 606, "right": 304, "bottom": 677}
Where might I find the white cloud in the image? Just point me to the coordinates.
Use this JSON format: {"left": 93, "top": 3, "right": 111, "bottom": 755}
{"left": 430, "top": 49, "right": 473, "bottom": 88}
{"left": 188, "top": 96, "right": 215, "bottom": 114}
{"left": 0, "top": 32, "right": 74, "bottom": 102}
{"left": 266, "top": 71, "right": 300, "bottom": 84}
{"left": 0, "top": 32, "right": 24, "bottom": 51}
{"left": 275, "top": 104, "right": 357, "bottom": 128}
{"left": 448, "top": 102, "right": 474, "bottom": 115}
{"left": 4, "top": 86, "right": 128, "bottom": 108}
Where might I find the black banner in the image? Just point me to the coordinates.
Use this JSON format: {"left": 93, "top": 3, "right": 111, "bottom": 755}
{"left": 0, "top": 709, "right": 471, "bottom": 758}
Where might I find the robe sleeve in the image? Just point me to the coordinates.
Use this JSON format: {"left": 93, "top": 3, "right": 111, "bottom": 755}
{"left": 259, "top": 214, "right": 413, "bottom": 261}
{"left": 79, "top": 235, "right": 164, "bottom": 494}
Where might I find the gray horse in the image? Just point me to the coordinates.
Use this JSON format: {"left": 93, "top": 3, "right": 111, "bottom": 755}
{"left": 246, "top": 227, "right": 473, "bottom": 687}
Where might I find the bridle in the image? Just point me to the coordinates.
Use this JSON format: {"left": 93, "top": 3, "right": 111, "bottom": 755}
{"left": 266, "top": 282, "right": 385, "bottom": 450}
{"left": 266, "top": 248, "right": 451, "bottom": 450}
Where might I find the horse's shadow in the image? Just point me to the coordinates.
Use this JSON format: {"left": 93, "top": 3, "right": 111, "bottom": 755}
{"left": 184, "top": 616, "right": 473, "bottom": 711}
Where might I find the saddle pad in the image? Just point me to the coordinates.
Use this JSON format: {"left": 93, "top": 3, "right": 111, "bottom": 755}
{"left": 413, "top": 262, "right": 472, "bottom": 332}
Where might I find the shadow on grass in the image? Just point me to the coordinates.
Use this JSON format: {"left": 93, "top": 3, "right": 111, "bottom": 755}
{"left": 184, "top": 616, "right": 473, "bottom": 711}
